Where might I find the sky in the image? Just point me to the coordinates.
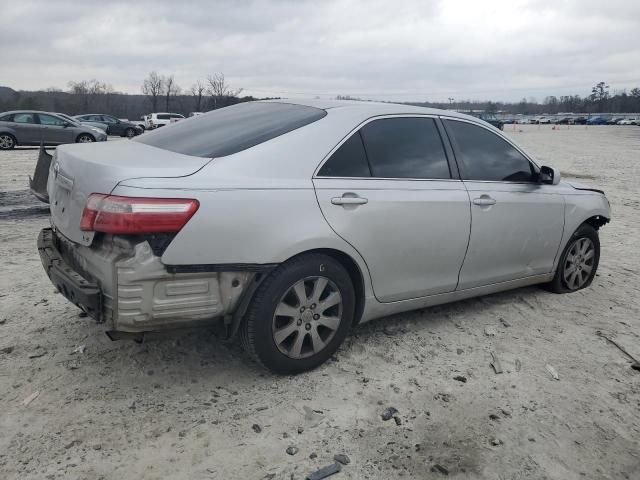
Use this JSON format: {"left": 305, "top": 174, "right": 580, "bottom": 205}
{"left": 1, "top": 0, "right": 639, "bottom": 102}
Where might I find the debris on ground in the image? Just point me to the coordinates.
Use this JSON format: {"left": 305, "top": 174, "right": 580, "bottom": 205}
{"left": 381, "top": 406, "right": 398, "bottom": 421}
{"left": 286, "top": 446, "right": 298, "bottom": 455}
{"left": 393, "top": 415, "right": 402, "bottom": 426}
{"left": 545, "top": 364, "right": 560, "bottom": 380}
{"left": 22, "top": 391, "right": 40, "bottom": 406}
{"left": 252, "top": 424, "right": 262, "bottom": 433}
{"left": 430, "top": 464, "right": 449, "bottom": 475}
{"left": 453, "top": 375, "right": 467, "bottom": 383}
{"left": 1, "top": 345, "right": 14, "bottom": 354}
{"left": 306, "top": 462, "right": 342, "bottom": 480}
{"left": 515, "top": 359, "right": 522, "bottom": 372}
{"left": 500, "top": 318, "right": 511, "bottom": 328}
{"left": 297, "top": 426, "right": 304, "bottom": 434}
{"left": 596, "top": 330, "right": 640, "bottom": 370}
{"left": 490, "top": 437, "right": 504, "bottom": 446}
{"left": 333, "top": 453, "right": 350, "bottom": 465}
{"left": 71, "top": 345, "right": 86, "bottom": 354}
{"left": 490, "top": 352, "right": 503, "bottom": 374}
{"left": 484, "top": 326, "right": 497, "bottom": 336}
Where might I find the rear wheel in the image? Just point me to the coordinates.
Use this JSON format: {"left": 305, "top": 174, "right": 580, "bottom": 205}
{"left": 240, "top": 254, "right": 355, "bottom": 373}
{"left": 547, "top": 224, "right": 600, "bottom": 293}
{"left": 76, "top": 134, "right": 95, "bottom": 143}
{"left": 0, "top": 133, "right": 16, "bottom": 150}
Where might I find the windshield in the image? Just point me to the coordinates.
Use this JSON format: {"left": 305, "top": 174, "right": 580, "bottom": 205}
{"left": 134, "top": 102, "right": 327, "bottom": 158}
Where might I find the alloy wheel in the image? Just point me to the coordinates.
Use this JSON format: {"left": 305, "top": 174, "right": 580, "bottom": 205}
{"left": 78, "top": 135, "right": 94, "bottom": 143}
{"left": 563, "top": 237, "right": 595, "bottom": 290}
{"left": 271, "top": 276, "right": 343, "bottom": 359}
{"left": 0, "top": 134, "right": 15, "bottom": 149}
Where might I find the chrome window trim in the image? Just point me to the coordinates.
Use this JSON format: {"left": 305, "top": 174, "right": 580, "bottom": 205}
{"left": 313, "top": 113, "right": 458, "bottom": 181}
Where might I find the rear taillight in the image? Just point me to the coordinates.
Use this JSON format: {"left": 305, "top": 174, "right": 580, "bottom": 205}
{"left": 80, "top": 194, "right": 199, "bottom": 234}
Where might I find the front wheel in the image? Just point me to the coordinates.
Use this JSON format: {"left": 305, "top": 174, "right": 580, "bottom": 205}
{"left": 76, "top": 134, "right": 95, "bottom": 143}
{"left": 547, "top": 224, "right": 600, "bottom": 293}
{"left": 124, "top": 128, "right": 136, "bottom": 138}
{"left": 240, "top": 254, "right": 355, "bottom": 373}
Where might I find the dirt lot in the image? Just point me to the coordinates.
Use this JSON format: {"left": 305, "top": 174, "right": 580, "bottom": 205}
{"left": 1, "top": 126, "right": 639, "bottom": 480}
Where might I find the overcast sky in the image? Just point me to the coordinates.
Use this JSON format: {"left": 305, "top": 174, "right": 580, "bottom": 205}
{"left": 2, "top": 0, "right": 639, "bottom": 102}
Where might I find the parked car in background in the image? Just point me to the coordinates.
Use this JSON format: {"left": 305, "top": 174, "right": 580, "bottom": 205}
{"left": 572, "top": 116, "right": 588, "bottom": 125}
{"left": 189, "top": 112, "right": 204, "bottom": 117}
{"left": 607, "top": 117, "right": 624, "bottom": 125}
{"left": 136, "top": 116, "right": 148, "bottom": 131}
{"left": 146, "top": 112, "right": 185, "bottom": 129}
{"left": 535, "top": 116, "right": 552, "bottom": 124}
{"left": 58, "top": 113, "right": 107, "bottom": 132}
{"left": 0, "top": 110, "right": 107, "bottom": 150}
{"left": 586, "top": 116, "right": 608, "bottom": 125}
{"left": 74, "top": 114, "right": 143, "bottom": 138}
{"left": 618, "top": 117, "right": 638, "bottom": 125}
{"left": 476, "top": 112, "right": 504, "bottom": 130}
{"left": 554, "top": 117, "right": 572, "bottom": 124}
{"left": 517, "top": 118, "right": 534, "bottom": 124}
{"left": 36, "top": 100, "right": 610, "bottom": 373}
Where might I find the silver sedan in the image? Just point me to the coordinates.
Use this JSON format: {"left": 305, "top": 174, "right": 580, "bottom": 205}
{"left": 37, "top": 100, "right": 610, "bottom": 373}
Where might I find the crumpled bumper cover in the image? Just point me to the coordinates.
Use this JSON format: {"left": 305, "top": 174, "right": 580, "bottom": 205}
{"left": 37, "top": 228, "right": 103, "bottom": 320}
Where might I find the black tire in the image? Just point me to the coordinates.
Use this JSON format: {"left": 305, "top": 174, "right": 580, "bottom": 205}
{"left": 124, "top": 128, "right": 136, "bottom": 138}
{"left": 76, "top": 133, "right": 95, "bottom": 143}
{"left": 0, "top": 133, "right": 17, "bottom": 150}
{"left": 240, "top": 253, "right": 355, "bottom": 374}
{"left": 546, "top": 223, "right": 600, "bottom": 293}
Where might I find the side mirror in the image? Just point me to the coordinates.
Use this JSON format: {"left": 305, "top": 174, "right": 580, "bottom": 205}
{"left": 539, "top": 165, "right": 561, "bottom": 185}
{"left": 62, "top": 122, "right": 70, "bottom": 128}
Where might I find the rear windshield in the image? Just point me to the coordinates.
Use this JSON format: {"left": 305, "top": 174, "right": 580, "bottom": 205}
{"left": 135, "top": 102, "right": 327, "bottom": 158}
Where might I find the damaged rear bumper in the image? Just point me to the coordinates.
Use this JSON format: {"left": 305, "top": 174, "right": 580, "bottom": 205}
{"left": 37, "top": 227, "right": 264, "bottom": 334}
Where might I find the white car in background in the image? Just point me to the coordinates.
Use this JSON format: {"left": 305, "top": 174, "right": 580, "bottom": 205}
{"left": 146, "top": 112, "right": 185, "bottom": 129}
{"left": 617, "top": 118, "right": 637, "bottom": 125}
{"left": 535, "top": 117, "right": 552, "bottom": 124}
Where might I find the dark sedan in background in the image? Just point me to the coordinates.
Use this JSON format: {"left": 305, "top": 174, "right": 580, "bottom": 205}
{"left": 0, "top": 110, "right": 107, "bottom": 150}
{"left": 74, "top": 114, "right": 142, "bottom": 138}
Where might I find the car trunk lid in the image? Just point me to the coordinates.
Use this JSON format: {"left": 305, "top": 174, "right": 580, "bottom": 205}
{"left": 49, "top": 141, "right": 211, "bottom": 246}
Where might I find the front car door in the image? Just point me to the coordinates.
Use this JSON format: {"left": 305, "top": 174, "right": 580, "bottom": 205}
{"left": 442, "top": 118, "right": 565, "bottom": 289}
{"left": 37, "top": 114, "right": 74, "bottom": 144}
{"left": 313, "top": 116, "right": 471, "bottom": 302}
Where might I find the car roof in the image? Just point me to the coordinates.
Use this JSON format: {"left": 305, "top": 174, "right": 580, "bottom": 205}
{"left": 259, "top": 98, "right": 479, "bottom": 122}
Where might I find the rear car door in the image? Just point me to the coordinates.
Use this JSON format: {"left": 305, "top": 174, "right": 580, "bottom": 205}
{"left": 443, "top": 118, "right": 565, "bottom": 289}
{"left": 99, "top": 115, "right": 121, "bottom": 135}
{"left": 313, "top": 116, "right": 471, "bottom": 302}
{"left": 37, "top": 114, "right": 75, "bottom": 144}
{"left": 11, "top": 112, "right": 40, "bottom": 144}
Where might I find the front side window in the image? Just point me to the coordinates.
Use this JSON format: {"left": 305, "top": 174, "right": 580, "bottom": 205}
{"left": 444, "top": 120, "right": 534, "bottom": 182}
{"left": 101, "top": 115, "right": 118, "bottom": 123}
{"left": 38, "top": 114, "right": 67, "bottom": 126}
{"left": 360, "top": 117, "right": 451, "bottom": 179}
{"left": 13, "top": 113, "right": 36, "bottom": 124}
{"left": 318, "top": 132, "right": 371, "bottom": 177}
{"left": 157, "top": 114, "right": 171, "bottom": 120}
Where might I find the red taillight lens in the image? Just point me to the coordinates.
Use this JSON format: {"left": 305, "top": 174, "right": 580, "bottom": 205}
{"left": 80, "top": 194, "right": 199, "bottom": 234}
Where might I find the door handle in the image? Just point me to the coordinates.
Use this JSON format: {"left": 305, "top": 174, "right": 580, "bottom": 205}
{"left": 331, "top": 195, "right": 368, "bottom": 206}
{"left": 472, "top": 196, "right": 496, "bottom": 206}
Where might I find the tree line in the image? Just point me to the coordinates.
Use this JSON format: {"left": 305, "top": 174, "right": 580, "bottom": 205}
{"left": 1, "top": 77, "right": 639, "bottom": 120}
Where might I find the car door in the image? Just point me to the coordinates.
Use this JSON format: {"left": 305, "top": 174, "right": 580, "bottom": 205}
{"left": 99, "top": 115, "right": 121, "bottom": 135}
{"left": 442, "top": 118, "right": 565, "bottom": 290}
{"left": 11, "top": 112, "right": 41, "bottom": 144}
{"left": 313, "top": 116, "right": 471, "bottom": 303}
{"left": 37, "top": 114, "right": 74, "bottom": 144}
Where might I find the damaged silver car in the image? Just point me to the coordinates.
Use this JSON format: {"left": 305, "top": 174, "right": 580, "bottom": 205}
{"left": 38, "top": 100, "right": 611, "bottom": 373}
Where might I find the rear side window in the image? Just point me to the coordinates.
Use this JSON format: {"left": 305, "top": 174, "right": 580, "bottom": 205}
{"left": 136, "top": 102, "right": 327, "bottom": 158}
{"left": 157, "top": 114, "right": 171, "bottom": 120}
{"left": 38, "top": 114, "right": 67, "bottom": 126}
{"left": 318, "top": 132, "right": 371, "bottom": 177}
{"left": 13, "top": 113, "right": 36, "bottom": 124}
{"left": 0, "top": 114, "right": 13, "bottom": 121}
{"left": 444, "top": 120, "right": 534, "bottom": 182}
{"left": 360, "top": 117, "right": 451, "bottom": 179}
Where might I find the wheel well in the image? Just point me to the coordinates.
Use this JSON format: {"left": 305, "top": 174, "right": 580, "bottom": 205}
{"left": 584, "top": 215, "right": 609, "bottom": 230}
{"left": 1, "top": 132, "right": 17, "bottom": 143}
{"left": 294, "top": 248, "right": 366, "bottom": 326}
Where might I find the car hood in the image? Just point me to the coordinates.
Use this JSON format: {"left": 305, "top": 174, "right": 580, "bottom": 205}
{"left": 562, "top": 180, "right": 605, "bottom": 194}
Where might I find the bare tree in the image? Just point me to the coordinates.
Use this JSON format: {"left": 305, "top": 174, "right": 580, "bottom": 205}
{"left": 206, "top": 73, "right": 242, "bottom": 109}
{"left": 141, "top": 71, "right": 163, "bottom": 111}
{"left": 163, "top": 75, "right": 181, "bottom": 111}
{"left": 190, "top": 80, "right": 206, "bottom": 112}
{"left": 68, "top": 79, "right": 112, "bottom": 112}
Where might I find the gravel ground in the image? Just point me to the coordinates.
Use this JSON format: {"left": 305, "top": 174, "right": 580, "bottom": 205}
{"left": 0, "top": 126, "right": 639, "bottom": 480}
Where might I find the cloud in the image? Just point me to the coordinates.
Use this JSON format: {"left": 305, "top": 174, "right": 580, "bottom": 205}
{"left": 1, "top": 0, "right": 639, "bottom": 101}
